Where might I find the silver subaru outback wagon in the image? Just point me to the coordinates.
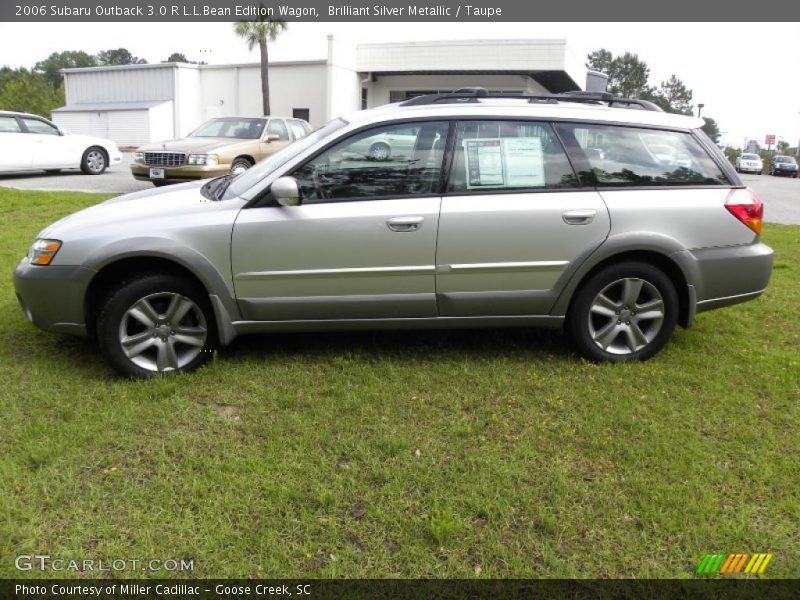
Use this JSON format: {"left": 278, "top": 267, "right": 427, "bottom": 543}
{"left": 14, "top": 90, "right": 773, "bottom": 378}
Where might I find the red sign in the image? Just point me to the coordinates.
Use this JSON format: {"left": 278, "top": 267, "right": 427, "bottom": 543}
{"left": 765, "top": 134, "right": 776, "bottom": 145}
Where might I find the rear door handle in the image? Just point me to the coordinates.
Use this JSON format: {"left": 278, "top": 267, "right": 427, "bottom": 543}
{"left": 387, "top": 216, "right": 424, "bottom": 232}
{"left": 562, "top": 209, "right": 597, "bottom": 225}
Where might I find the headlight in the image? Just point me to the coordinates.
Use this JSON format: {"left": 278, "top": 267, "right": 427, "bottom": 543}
{"left": 134, "top": 152, "right": 144, "bottom": 163}
{"left": 188, "top": 154, "right": 218, "bottom": 166}
{"left": 28, "top": 239, "right": 62, "bottom": 266}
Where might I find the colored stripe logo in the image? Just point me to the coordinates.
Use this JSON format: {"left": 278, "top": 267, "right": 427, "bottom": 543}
{"left": 696, "top": 553, "right": 773, "bottom": 575}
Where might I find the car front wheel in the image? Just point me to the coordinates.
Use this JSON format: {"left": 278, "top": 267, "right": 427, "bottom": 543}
{"left": 567, "top": 261, "right": 678, "bottom": 362}
{"left": 96, "top": 274, "right": 217, "bottom": 378}
{"left": 81, "top": 146, "right": 107, "bottom": 175}
{"left": 230, "top": 157, "right": 254, "bottom": 176}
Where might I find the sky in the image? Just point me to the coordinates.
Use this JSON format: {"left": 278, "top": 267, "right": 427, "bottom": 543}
{"left": 1, "top": 21, "right": 798, "bottom": 149}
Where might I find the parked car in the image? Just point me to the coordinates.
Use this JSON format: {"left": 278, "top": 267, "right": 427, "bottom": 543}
{"left": 769, "top": 155, "right": 798, "bottom": 177}
{"left": 0, "top": 111, "right": 121, "bottom": 175}
{"left": 735, "top": 153, "right": 763, "bottom": 175}
{"left": 14, "top": 89, "right": 773, "bottom": 377}
{"left": 130, "top": 116, "right": 311, "bottom": 186}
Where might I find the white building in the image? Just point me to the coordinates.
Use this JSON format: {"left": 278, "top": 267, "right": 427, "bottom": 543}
{"left": 53, "top": 37, "right": 591, "bottom": 148}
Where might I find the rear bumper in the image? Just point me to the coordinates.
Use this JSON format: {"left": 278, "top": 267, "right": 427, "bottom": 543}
{"left": 684, "top": 242, "right": 773, "bottom": 314}
{"left": 13, "top": 258, "right": 93, "bottom": 337}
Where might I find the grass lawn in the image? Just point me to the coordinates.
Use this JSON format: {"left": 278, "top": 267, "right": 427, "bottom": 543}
{"left": 1, "top": 187, "right": 798, "bottom": 579}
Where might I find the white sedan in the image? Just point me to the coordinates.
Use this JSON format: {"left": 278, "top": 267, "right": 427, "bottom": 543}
{"left": 0, "top": 111, "right": 121, "bottom": 175}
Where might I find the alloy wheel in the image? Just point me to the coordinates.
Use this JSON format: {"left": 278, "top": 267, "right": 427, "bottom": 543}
{"left": 86, "top": 150, "right": 105, "bottom": 173}
{"left": 587, "top": 277, "right": 665, "bottom": 355}
{"left": 118, "top": 292, "right": 207, "bottom": 372}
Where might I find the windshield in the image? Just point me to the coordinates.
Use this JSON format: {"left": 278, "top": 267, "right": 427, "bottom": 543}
{"left": 742, "top": 154, "right": 759, "bottom": 160}
{"left": 775, "top": 156, "right": 796, "bottom": 164}
{"left": 189, "top": 118, "right": 266, "bottom": 139}
{"left": 222, "top": 118, "right": 349, "bottom": 199}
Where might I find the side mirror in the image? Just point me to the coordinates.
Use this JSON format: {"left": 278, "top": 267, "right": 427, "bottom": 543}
{"left": 266, "top": 133, "right": 280, "bottom": 142}
{"left": 272, "top": 176, "right": 301, "bottom": 206}
{"left": 58, "top": 127, "right": 68, "bottom": 136}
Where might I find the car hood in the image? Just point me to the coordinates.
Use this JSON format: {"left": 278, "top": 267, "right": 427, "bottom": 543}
{"left": 138, "top": 137, "right": 252, "bottom": 153}
{"left": 39, "top": 181, "right": 241, "bottom": 247}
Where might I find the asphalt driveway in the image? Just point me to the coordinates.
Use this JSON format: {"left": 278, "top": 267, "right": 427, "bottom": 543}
{"left": 0, "top": 153, "right": 150, "bottom": 195}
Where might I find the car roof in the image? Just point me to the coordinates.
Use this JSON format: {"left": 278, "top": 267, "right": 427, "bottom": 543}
{"left": 342, "top": 99, "right": 705, "bottom": 131}
{"left": 0, "top": 110, "right": 46, "bottom": 119}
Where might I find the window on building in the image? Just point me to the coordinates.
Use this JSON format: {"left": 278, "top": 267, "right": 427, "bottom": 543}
{"left": 556, "top": 123, "right": 729, "bottom": 187}
{"left": 292, "top": 108, "right": 310, "bottom": 122}
{"left": 361, "top": 88, "right": 368, "bottom": 110}
{"left": 292, "top": 121, "right": 450, "bottom": 203}
{"left": 447, "top": 121, "right": 579, "bottom": 193}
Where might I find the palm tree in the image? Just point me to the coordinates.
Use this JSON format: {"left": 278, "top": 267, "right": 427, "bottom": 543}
{"left": 233, "top": 11, "right": 287, "bottom": 116}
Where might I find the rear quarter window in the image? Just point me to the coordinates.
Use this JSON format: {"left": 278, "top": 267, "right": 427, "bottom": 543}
{"left": 556, "top": 123, "right": 729, "bottom": 187}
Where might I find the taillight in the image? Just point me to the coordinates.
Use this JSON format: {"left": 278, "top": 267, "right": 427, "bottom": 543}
{"left": 725, "top": 188, "right": 763, "bottom": 235}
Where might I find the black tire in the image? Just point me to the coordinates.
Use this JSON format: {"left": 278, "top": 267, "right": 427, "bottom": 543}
{"left": 567, "top": 261, "right": 678, "bottom": 363}
{"left": 230, "top": 157, "right": 254, "bottom": 176}
{"left": 368, "top": 142, "right": 391, "bottom": 161}
{"left": 80, "top": 146, "right": 107, "bottom": 175}
{"left": 96, "top": 273, "right": 217, "bottom": 378}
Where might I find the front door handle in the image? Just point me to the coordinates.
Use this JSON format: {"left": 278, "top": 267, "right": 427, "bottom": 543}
{"left": 562, "top": 209, "right": 597, "bottom": 225}
{"left": 387, "top": 216, "right": 424, "bottom": 232}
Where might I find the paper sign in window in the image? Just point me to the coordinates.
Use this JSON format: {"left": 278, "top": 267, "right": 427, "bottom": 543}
{"left": 464, "top": 139, "right": 504, "bottom": 188}
{"left": 464, "top": 137, "right": 544, "bottom": 189}
{"left": 503, "top": 138, "right": 544, "bottom": 187}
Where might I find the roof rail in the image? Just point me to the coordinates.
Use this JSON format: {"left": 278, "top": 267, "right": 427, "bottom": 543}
{"left": 399, "top": 87, "right": 663, "bottom": 112}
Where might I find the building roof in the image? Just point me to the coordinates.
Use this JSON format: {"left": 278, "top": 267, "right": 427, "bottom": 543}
{"left": 52, "top": 101, "right": 170, "bottom": 112}
{"left": 356, "top": 38, "right": 585, "bottom": 92}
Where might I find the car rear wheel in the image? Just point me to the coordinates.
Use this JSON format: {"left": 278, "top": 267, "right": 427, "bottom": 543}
{"left": 96, "top": 274, "right": 217, "bottom": 378}
{"left": 567, "top": 261, "right": 678, "bottom": 362}
{"left": 230, "top": 157, "right": 254, "bottom": 176}
{"left": 80, "top": 146, "right": 107, "bottom": 175}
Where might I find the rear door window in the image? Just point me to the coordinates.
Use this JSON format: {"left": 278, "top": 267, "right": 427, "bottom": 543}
{"left": 0, "top": 116, "right": 22, "bottom": 133}
{"left": 556, "top": 123, "right": 729, "bottom": 186}
{"left": 447, "top": 121, "right": 579, "bottom": 193}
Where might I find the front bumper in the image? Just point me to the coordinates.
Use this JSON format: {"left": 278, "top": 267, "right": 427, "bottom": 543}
{"left": 773, "top": 167, "right": 798, "bottom": 176}
{"left": 13, "top": 258, "right": 94, "bottom": 337}
{"left": 130, "top": 163, "right": 229, "bottom": 182}
{"left": 109, "top": 150, "right": 123, "bottom": 168}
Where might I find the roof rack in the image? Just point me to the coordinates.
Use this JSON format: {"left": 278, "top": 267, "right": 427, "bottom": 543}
{"left": 399, "top": 87, "right": 663, "bottom": 112}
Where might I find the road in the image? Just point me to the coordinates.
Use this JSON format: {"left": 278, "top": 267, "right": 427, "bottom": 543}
{"left": 0, "top": 153, "right": 150, "bottom": 195}
{"left": 740, "top": 173, "right": 800, "bottom": 225}
{"left": 1, "top": 155, "right": 798, "bottom": 224}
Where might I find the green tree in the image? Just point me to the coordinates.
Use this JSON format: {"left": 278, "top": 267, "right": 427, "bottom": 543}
{"left": 97, "top": 48, "right": 147, "bottom": 66}
{"left": 586, "top": 49, "right": 651, "bottom": 98}
{"left": 648, "top": 75, "right": 693, "bottom": 115}
{"left": 234, "top": 10, "right": 287, "bottom": 115}
{"left": 0, "top": 67, "right": 64, "bottom": 116}
{"left": 164, "top": 52, "right": 188, "bottom": 63}
{"left": 723, "top": 146, "right": 741, "bottom": 164}
{"left": 34, "top": 50, "right": 96, "bottom": 88}
{"left": 701, "top": 117, "right": 721, "bottom": 143}
{"left": 776, "top": 140, "right": 790, "bottom": 154}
